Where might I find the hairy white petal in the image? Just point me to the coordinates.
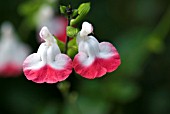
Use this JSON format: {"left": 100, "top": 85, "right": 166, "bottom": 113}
{"left": 78, "top": 52, "right": 95, "bottom": 66}
{"left": 39, "top": 26, "right": 56, "bottom": 45}
{"left": 97, "top": 43, "right": 115, "bottom": 59}
{"left": 23, "top": 53, "right": 45, "bottom": 70}
{"left": 50, "top": 54, "right": 71, "bottom": 69}
{"left": 80, "top": 22, "right": 93, "bottom": 37}
{"left": 47, "top": 43, "right": 61, "bottom": 63}
{"left": 78, "top": 36, "right": 99, "bottom": 56}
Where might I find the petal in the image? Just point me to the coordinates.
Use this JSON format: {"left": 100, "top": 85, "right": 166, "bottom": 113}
{"left": 77, "top": 36, "right": 100, "bottom": 58}
{"left": 47, "top": 54, "right": 72, "bottom": 83}
{"left": 47, "top": 43, "right": 61, "bottom": 62}
{"left": 23, "top": 53, "right": 72, "bottom": 83}
{"left": 23, "top": 53, "right": 45, "bottom": 81}
{"left": 97, "top": 42, "right": 121, "bottom": 72}
{"left": 73, "top": 52, "right": 107, "bottom": 79}
{"left": 0, "top": 63, "right": 21, "bottom": 77}
{"left": 80, "top": 22, "right": 93, "bottom": 37}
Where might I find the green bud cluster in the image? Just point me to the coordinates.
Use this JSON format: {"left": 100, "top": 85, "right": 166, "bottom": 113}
{"left": 58, "top": 2, "right": 91, "bottom": 58}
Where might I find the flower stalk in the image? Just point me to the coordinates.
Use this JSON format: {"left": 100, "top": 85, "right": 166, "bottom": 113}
{"left": 64, "top": 5, "right": 72, "bottom": 54}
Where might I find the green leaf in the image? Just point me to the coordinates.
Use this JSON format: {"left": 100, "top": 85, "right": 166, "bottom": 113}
{"left": 60, "top": 5, "right": 66, "bottom": 14}
{"left": 67, "top": 48, "right": 78, "bottom": 59}
{"left": 68, "top": 37, "right": 77, "bottom": 47}
{"left": 78, "top": 2, "right": 90, "bottom": 15}
{"left": 67, "top": 26, "right": 79, "bottom": 38}
{"left": 70, "top": 2, "right": 90, "bottom": 26}
{"left": 71, "top": 9, "right": 78, "bottom": 18}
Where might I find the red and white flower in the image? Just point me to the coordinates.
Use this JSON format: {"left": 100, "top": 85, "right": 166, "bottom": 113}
{"left": 35, "top": 5, "right": 67, "bottom": 43}
{"left": 73, "top": 22, "right": 121, "bottom": 79}
{"left": 0, "top": 22, "right": 31, "bottom": 77}
{"left": 23, "top": 26, "right": 72, "bottom": 83}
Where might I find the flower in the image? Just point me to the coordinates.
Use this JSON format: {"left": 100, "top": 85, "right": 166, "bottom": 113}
{"left": 23, "top": 26, "right": 72, "bottom": 83}
{"left": 73, "top": 22, "right": 121, "bottom": 79}
{"left": 0, "top": 22, "right": 31, "bottom": 77}
{"left": 35, "top": 5, "right": 67, "bottom": 43}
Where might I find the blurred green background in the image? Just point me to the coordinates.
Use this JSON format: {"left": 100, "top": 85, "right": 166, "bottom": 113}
{"left": 0, "top": 0, "right": 170, "bottom": 114}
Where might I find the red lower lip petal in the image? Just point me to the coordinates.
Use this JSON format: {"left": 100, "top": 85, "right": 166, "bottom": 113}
{"left": 24, "top": 64, "right": 72, "bottom": 84}
{"left": 73, "top": 54, "right": 107, "bottom": 79}
{"left": 0, "top": 63, "right": 21, "bottom": 77}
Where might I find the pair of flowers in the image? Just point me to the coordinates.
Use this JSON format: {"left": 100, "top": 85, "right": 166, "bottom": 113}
{"left": 23, "top": 22, "right": 121, "bottom": 83}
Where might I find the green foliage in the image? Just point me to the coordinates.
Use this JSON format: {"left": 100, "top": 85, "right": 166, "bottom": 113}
{"left": 66, "top": 26, "right": 79, "bottom": 38}
{"left": 71, "top": 9, "right": 78, "bottom": 18}
{"left": 67, "top": 38, "right": 78, "bottom": 58}
{"left": 60, "top": 2, "right": 90, "bottom": 26}
{"left": 70, "top": 2, "right": 91, "bottom": 26}
{"left": 78, "top": 2, "right": 90, "bottom": 15}
{"left": 60, "top": 5, "right": 67, "bottom": 14}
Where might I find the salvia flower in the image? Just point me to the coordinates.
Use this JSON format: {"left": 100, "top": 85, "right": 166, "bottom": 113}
{"left": 35, "top": 5, "right": 67, "bottom": 43}
{"left": 0, "top": 22, "right": 31, "bottom": 77}
{"left": 23, "top": 26, "right": 72, "bottom": 83}
{"left": 73, "top": 22, "right": 121, "bottom": 79}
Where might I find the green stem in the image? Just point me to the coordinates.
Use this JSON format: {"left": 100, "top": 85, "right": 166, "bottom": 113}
{"left": 64, "top": 15, "right": 71, "bottom": 54}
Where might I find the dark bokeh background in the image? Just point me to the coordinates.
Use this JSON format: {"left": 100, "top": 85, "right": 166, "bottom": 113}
{"left": 0, "top": 0, "right": 170, "bottom": 114}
